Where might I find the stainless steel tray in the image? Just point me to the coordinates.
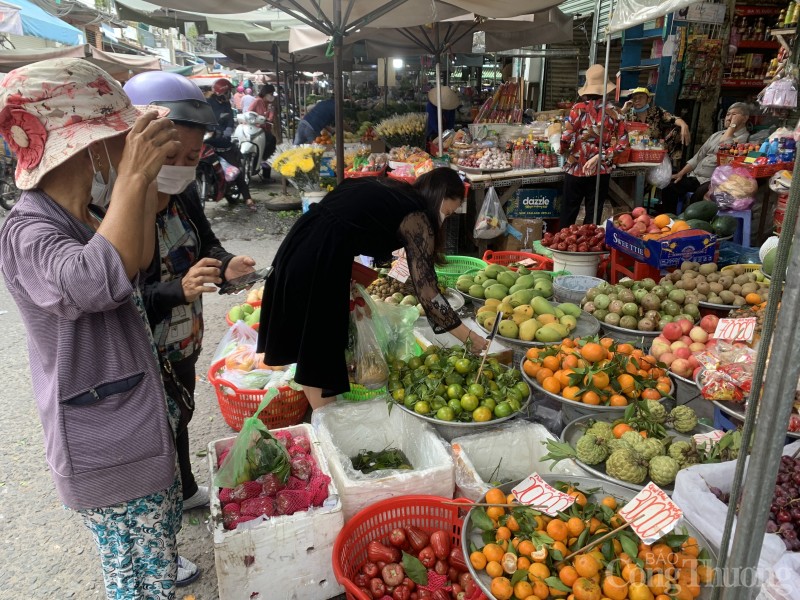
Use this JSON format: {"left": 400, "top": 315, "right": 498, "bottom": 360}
{"left": 476, "top": 311, "right": 600, "bottom": 348}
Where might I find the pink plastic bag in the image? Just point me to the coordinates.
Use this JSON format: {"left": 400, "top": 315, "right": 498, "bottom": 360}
{"left": 708, "top": 165, "right": 757, "bottom": 211}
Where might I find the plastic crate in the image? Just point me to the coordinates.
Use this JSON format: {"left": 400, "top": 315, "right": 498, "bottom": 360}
{"left": 208, "top": 425, "right": 344, "bottom": 600}
{"left": 332, "top": 496, "right": 472, "bottom": 600}
{"left": 629, "top": 148, "right": 666, "bottom": 163}
{"left": 482, "top": 250, "right": 553, "bottom": 271}
{"left": 340, "top": 383, "right": 387, "bottom": 402}
{"left": 717, "top": 152, "right": 736, "bottom": 166}
{"left": 207, "top": 358, "right": 308, "bottom": 432}
{"left": 721, "top": 263, "right": 763, "bottom": 275}
{"left": 434, "top": 255, "right": 488, "bottom": 287}
{"left": 731, "top": 159, "right": 793, "bottom": 179}
{"left": 225, "top": 300, "right": 261, "bottom": 327}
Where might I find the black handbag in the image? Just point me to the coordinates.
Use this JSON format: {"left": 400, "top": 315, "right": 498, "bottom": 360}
{"left": 160, "top": 357, "right": 195, "bottom": 435}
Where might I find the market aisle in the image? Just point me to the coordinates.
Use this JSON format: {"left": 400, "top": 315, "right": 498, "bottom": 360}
{"left": 0, "top": 185, "right": 297, "bottom": 599}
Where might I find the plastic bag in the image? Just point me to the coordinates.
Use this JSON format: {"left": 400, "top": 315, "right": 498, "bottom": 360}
{"left": 223, "top": 345, "right": 258, "bottom": 372}
{"left": 213, "top": 321, "right": 259, "bottom": 363}
{"left": 708, "top": 165, "right": 758, "bottom": 211}
{"left": 646, "top": 155, "right": 673, "bottom": 189}
{"left": 214, "top": 389, "right": 290, "bottom": 488}
{"left": 352, "top": 303, "right": 389, "bottom": 389}
{"left": 358, "top": 284, "right": 419, "bottom": 362}
{"left": 473, "top": 186, "right": 508, "bottom": 239}
{"left": 218, "top": 156, "right": 241, "bottom": 183}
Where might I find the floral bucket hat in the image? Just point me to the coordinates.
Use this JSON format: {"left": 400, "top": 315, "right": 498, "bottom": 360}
{"left": 0, "top": 57, "right": 167, "bottom": 190}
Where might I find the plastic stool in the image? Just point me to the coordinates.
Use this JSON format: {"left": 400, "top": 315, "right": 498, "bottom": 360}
{"left": 714, "top": 407, "right": 739, "bottom": 431}
{"left": 716, "top": 209, "right": 752, "bottom": 247}
{"left": 609, "top": 248, "right": 661, "bottom": 284}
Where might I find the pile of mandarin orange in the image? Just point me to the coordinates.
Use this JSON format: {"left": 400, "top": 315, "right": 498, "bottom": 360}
{"left": 469, "top": 486, "right": 713, "bottom": 600}
{"left": 521, "top": 337, "right": 671, "bottom": 407}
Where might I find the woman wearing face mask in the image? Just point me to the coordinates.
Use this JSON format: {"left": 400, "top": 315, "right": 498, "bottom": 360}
{"left": 257, "top": 168, "right": 489, "bottom": 410}
{"left": 0, "top": 58, "right": 201, "bottom": 594}
{"left": 622, "top": 87, "right": 690, "bottom": 166}
{"left": 124, "top": 71, "right": 257, "bottom": 511}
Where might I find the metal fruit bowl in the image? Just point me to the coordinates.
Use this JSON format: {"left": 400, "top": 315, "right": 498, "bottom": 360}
{"left": 461, "top": 475, "right": 718, "bottom": 600}
{"left": 476, "top": 311, "right": 600, "bottom": 348}
{"left": 600, "top": 321, "right": 661, "bottom": 348}
{"left": 560, "top": 414, "right": 716, "bottom": 494}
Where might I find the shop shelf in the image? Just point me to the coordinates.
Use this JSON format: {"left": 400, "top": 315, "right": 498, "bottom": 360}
{"left": 722, "top": 78, "right": 767, "bottom": 88}
{"left": 737, "top": 40, "right": 780, "bottom": 49}
{"left": 735, "top": 5, "right": 782, "bottom": 17}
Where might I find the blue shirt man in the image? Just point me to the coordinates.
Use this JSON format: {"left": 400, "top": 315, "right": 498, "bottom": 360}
{"left": 295, "top": 98, "right": 336, "bottom": 144}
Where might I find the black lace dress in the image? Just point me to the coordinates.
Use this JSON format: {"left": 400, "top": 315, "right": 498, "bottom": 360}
{"left": 257, "top": 177, "right": 460, "bottom": 397}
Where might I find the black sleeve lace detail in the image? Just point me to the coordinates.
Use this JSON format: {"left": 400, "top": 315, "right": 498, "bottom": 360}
{"left": 398, "top": 212, "right": 461, "bottom": 334}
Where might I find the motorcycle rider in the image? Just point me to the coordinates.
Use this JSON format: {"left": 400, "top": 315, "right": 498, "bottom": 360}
{"left": 123, "top": 71, "right": 257, "bottom": 511}
{"left": 249, "top": 84, "right": 277, "bottom": 181}
{"left": 207, "top": 78, "right": 255, "bottom": 210}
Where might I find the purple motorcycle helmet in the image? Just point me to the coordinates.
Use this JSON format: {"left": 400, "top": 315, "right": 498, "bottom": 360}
{"left": 123, "top": 71, "right": 217, "bottom": 131}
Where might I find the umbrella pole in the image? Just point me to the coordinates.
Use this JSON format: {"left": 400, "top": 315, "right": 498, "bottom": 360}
{"left": 273, "top": 43, "right": 282, "bottom": 144}
{"left": 593, "top": 17, "right": 613, "bottom": 224}
{"left": 436, "top": 60, "right": 443, "bottom": 158}
{"left": 291, "top": 54, "right": 297, "bottom": 141}
{"left": 384, "top": 58, "right": 389, "bottom": 111}
{"left": 333, "top": 0, "right": 345, "bottom": 183}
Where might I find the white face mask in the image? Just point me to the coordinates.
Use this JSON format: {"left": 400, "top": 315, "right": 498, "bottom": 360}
{"left": 89, "top": 142, "right": 117, "bottom": 208}
{"left": 156, "top": 165, "right": 196, "bottom": 195}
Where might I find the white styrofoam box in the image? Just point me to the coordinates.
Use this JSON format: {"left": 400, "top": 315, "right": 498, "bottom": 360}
{"left": 311, "top": 399, "right": 455, "bottom": 521}
{"left": 208, "top": 423, "right": 344, "bottom": 600}
{"left": 450, "top": 420, "right": 586, "bottom": 501}
{"left": 674, "top": 440, "right": 800, "bottom": 600}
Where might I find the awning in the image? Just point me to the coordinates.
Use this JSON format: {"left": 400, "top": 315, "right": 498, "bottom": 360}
{"left": 0, "top": 44, "right": 160, "bottom": 79}
{"left": 0, "top": 0, "right": 84, "bottom": 45}
{"left": 0, "top": 2, "right": 23, "bottom": 35}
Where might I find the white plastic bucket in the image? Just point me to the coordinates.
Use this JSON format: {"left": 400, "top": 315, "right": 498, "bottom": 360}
{"left": 301, "top": 191, "right": 327, "bottom": 213}
{"left": 550, "top": 249, "right": 604, "bottom": 277}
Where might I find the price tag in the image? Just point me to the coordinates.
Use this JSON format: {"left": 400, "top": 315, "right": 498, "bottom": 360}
{"left": 517, "top": 258, "right": 539, "bottom": 267}
{"left": 387, "top": 257, "right": 410, "bottom": 283}
{"left": 693, "top": 430, "right": 725, "bottom": 450}
{"left": 618, "top": 483, "right": 683, "bottom": 544}
{"left": 713, "top": 317, "right": 757, "bottom": 342}
{"left": 511, "top": 473, "right": 576, "bottom": 516}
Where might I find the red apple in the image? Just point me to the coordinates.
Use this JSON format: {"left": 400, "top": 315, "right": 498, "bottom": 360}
{"left": 680, "top": 335, "right": 693, "bottom": 346}
{"left": 650, "top": 340, "right": 671, "bottom": 360}
{"left": 700, "top": 314, "right": 720, "bottom": 334}
{"left": 616, "top": 214, "right": 634, "bottom": 230}
{"left": 689, "top": 326, "right": 709, "bottom": 343}
{"left": 662, "top": 322, "right": 683, "bottom": 342}
{"left": 689, "top": 342, "right": 707, "bottom": 353}
{"left": 688, "top": 355, "right": 701, "bottom": 370}
{"left": 674, "top": 347, "right": 692, "bottom": 360}
{"left": 670, "top": 340, "right": 689, "bottom": 352}
{"left": 671, "top": 358, "right": 693, "bottom": 378}
{"left": 632, "top": 207, "right": 647, "bottom": 218}
{"left": 659, "top": 352, "right": 676, "bottom": 366}
{"left": 677, "top": 319, "right": 694, "bottom": 335}
{"left": 630, "top": 221, "right": 647, "bottom": 236}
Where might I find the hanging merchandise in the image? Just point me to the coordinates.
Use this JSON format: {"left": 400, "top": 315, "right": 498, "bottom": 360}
{"left": 473, "top": 186, "right": 508, "bottom": 239}
{"left": 646, "top": 155, "right": 674, "bottom": 189}
{"left": 759, "top": 66, "right": 799, "bottom": 109}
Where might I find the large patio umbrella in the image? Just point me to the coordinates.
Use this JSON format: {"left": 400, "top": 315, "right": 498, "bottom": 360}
{"left": 157, "top": 0, "right": 561, "bottom": 179}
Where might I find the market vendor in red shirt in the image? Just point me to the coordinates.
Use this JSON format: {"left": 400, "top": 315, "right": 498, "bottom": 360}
{"left": 560, "top": 65, "right": 628, "bottom": 225}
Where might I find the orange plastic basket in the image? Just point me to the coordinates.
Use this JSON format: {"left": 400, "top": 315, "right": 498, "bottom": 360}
{"left": 332, "top": 496, "right": 474, "bottom": 600}
{"left": 207, "top": 358, "right": 308, "bottom": 432}
{"left": 225, "top": 300, "right": 261, "bottom": 327}
{"left": 345, "top": 166, "right": 387, "bottom": 178}
{"left": 482, "top": 250, "right": 553, "bottom": 271}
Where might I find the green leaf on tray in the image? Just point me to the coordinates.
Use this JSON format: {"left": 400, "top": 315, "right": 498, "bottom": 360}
{"left": 511, "top": 568, "right": 528, "bottom": 585}
{"left": 545, "top": 577, "right": 572, "bottom": 593}
{"left": 471, "top": 507, "right": 496, "bottom": 532}
{"left": 620, "top": 534, "right": 640, "bottom": 559}
{"left": 402, "top": 551, "right": 428, "bottom": 586}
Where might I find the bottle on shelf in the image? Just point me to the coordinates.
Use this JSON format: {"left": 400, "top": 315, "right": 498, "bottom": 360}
{"left": 755, "top": 17, "right": 765, "bottom": 40}
{"left": 792, "top": 3, "right": 799, "bottom": 25}
{"left": 777, "top": 9, "right": 786, "bottom": 28}
{"left": 784, "top": 3, "right": 795, "bottom": 27}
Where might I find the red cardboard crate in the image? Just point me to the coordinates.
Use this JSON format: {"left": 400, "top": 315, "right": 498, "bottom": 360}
{"left": 604, "top": 218, "right": 717, "bottom": 269}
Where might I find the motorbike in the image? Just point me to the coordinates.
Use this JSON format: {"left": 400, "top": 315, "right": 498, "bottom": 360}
{"left": 232, "top": 111, "right": 273, "bottom": 181}
{"left": 195, "top": 138, "right": 243, "bottom": 206}
{"left": 1, "top": 138, "right": 20, "bottom": 211}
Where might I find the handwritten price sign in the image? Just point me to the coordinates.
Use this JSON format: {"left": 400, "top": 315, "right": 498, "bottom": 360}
{"left": 619, "top": 483, "right": 683, "bottom": 544}
{"left": 693, "top": 430, "right": 725, "bottom": 450}
{"left": 712, "top": 317, "right": 757, "bottom": 343}
{"left": 511, "top": 473, "right": 576, "bottom": 516}
{"left": 388, "top": 257, "right": 410, "bottom": 283}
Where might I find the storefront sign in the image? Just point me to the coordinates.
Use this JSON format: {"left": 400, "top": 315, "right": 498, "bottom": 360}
{"left": 507, "top": 189, "right": 559, "bottom": 219}
{"left": 511, "top": 473, "right": 576, "bottom": 516}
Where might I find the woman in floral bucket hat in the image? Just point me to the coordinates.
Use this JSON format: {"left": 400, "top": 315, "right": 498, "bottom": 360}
{"left": 0, "top": 58, "right": 203, "bottom": 596}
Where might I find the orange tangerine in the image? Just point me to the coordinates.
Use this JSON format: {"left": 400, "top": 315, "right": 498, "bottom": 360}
{"left": 573, "top": 554, "right": 601, "bottom": 578}
{"left": 746, "top": 292, "right": 762, "bottom": 305}
{"left": 529, "top": 563, "right": 551, "bottom": 581}
{"left": 653, "top": 214, "right": 671, "bottom": 228}
{"left": 648, "top": 573, "right": 671, "bottom": 595}
{"left": 487, "top": 506, "right": 505, "bottom": 521}
{"left": 552, "top": 541, "right": 569, "bottom": 557}
{"left": 483, "top": 543, "right": 505, "bottom": 563}
{"left": 486, "top": 488, "right": 506, "bottom": 505}
{"left": 599, "top": 337, "right": 615, "bottom": 348}
{"left": 490, "top": 576, "right": 513, "bottom": 600}
{"left": 517, "top": 556, "right": 532, "bottom": 570}
{"left": 609, "top": 394, "right": 628, "bottom": 407}
{"left": 546, "top": 518, "right": 569, "bottom": 542}
{"left": 628, "top": 581, "right": 656, "bottom": 600}
{"left": 563, "top": 386, "right": 582, "bottom": 401}
{"left": 586, "top": 371, "right": 610, "bottom": 389}
{"left": 523, "top": 360, "right": 540, "bottom": 378}
{"left": 622, "top": 563, "right": 646, "bottom": 584}
{"left": 470, "top": 551, "right": 487, "bottom": 570}
{"left": 580, "top": 343, "right": 606, "bottom": 363}
{"left": 518, "top": 540, "right": 535, "bottom": 558}
{"left": 563, "top": 354, "right": 580, "bottom": 369}
{"left": 557, "top": 369, "right": 573, "bottom": 388}
{"left": 543, "top": 355, "right": 562, "bottom": 372}
{"left": 616, "top": 374, "right": 635, "bottom": 393}
{"left": 525, "top": 347, "right": 541, "bottom": 360}
{"left": 602, "top": 574, "right": 629, "bottom": 600}
{"left": 559, "top": 565, "right": 579, "bottom": 587}
{"left": 569, "top": 490, "right": 588, "bottom": 507}
{"left": 641, "top": 388, "right": 662, "bottom": 401}
{"left": 582, "top": 391, "right": 601, "bottom": 405}
{"left": 514, "top": 580, "right": 534, "bottom": 600}
{"left": 531, "top": 579, "right": 550, "bottom": 599}
{"left": 566, "top": 517, "right": 586, "bottom": 537}
{"left": 536, "top": 368, "right": 554, "bottom": 384}
{"left": 486, "top": 560, "right": 503, "bottom": 578}
{"left": 543, "top": 376, "right": 562, "bottom": 394}
{"left": 612, "top": 423, "right": 634, "bottom": 438}
{"left": 697, "top": 564, "right": 715, "bottom": 584}
{"left": 572, "top": 577, "right": 602, "bottom": 600}
{"left": 681, "top": 537, "right": 700, "bottom": 558}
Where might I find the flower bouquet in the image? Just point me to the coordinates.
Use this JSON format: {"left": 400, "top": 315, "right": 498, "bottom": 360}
{"left": 374, "top": 113, "right": 427, "bottom": 149}
{"left": 268, "top": 143, "right": 325, "bottom": 192}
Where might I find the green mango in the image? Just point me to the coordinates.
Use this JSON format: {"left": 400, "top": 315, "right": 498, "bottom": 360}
{"left": 518, "top": 319, "right": 540, "bottom": 341}
{"left": 515, "top": 274, "right": 536, "bottom": 289}
{"left": 531, "top": 272, "right": 553, "bottom": 280}
{"left": 557, "top": 302, "right": 582, "bottom": 318}
{"left": 497, "top": 271, "right": 518, "bottom": 289}
{"left": 484, "top": 284, "right": 510, "bottom": 300}
{"left": 509, "top": 284, "right": 525, "bottom": 295}
{"left": 228, "top": 306, "right": 244, "bottom": 322}
{"left": 560, "top": 315, "right": 578, "bottom": 332}
{"left": 482, "top": 278, "right": 497, "bottom": 289}
{"left": 456, "top": 279, "right": 474, "bottom": 293}
{"left": 509, "top": 289, "right": 537, "bottom": 307}
{"left": 517, "top": 266, "right": 531, "bottom": 275}
{"left": 473, "top": 273, "right": 488, "bottom": 285}
{"left": 554, "top": 308, "right": 565, "bottom": 318}
{"left": 484, "top": 264, "right": 506, "bottom": 279}
{"left": 498, "top": 320, "right": 519, "bottom": 339}
{"left": 468, "top": 284, "right": 485, "bottom": 298}
{"left": 531, "top": 296, "right": 556, "bottom": 316}
{"left": 534, "top": 324, "right": 565, "bottom": 343}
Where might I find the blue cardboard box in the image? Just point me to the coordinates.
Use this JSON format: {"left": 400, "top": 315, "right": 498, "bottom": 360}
{"left": 605, "top": 218, "right": 718, "bottom": 269}
{"left": 506, "top": 188, "right": 560, "bottom": 219}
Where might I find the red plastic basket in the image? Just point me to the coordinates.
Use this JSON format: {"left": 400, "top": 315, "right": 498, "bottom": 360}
{"left": 332, "top": 496, "right": 475, "bottom": 600}
{"left": 387, "top": 170, "right": 416, "bottom": 184}
{"left": 225, "top": 300, "right": 261, "bottom": 327}
{"left": 717, "top": 152, "right": 736, "bottom": 166}
{"left": 624, "top": 121, "right": 649, "bottom": 133}
{"left": 730, "top": 158, "right": 793, "bottom": 179}
{"left": 482, "top": 250, "right": 553, "bottom": 271}
{"left": 629, "top": 148, "right": 666, "bottom": 163}
{"left": 207, "top": 358, "right": 308, "bottom": 432}
{"left": 345, "top": 166, "right": 387, "bottom": 178}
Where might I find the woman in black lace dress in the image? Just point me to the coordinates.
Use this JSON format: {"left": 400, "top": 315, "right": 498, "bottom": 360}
{"left": 257, "top": 168, "right": 488, "bottom": 409}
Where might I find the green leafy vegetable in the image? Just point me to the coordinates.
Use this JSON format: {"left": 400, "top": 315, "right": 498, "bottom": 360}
{"left": 471, "top": 508, "right": 496, "bottom": 532}
{"left": 402, "top": 551, "right": 428, "bottom": 585}
{"left": 351, "top": 447, "right": 413, "bottom": 474}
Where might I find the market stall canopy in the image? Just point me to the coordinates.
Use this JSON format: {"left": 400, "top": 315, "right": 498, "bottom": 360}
{"left": 608, "top": 0, "right": 701, "bottom": 33}
{"left": 0, "top": 44, "right": 161, "bottom": 79}
{"left": 0, "top": 2, "right": 23, "bottom": 36}
{"left": 0, "top": 0, "right": 84, "bottom": 45}
{"left": 215, "top": 32, "right": 352, "bottom": 73}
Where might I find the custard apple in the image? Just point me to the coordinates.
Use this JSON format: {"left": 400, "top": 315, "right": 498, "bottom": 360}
{"left": 607, "top": 438, "right": 633, "bottom": 453}
{"left": 667, "top": 441, "right": 694, "bottom": 466}
{"left": 576, "top": 433, "right": 609, "bottom": 465}
{"left": 649, "top": 455, "right": 681, "bottom": 486}
{"left": 606, "top": 449, "right": 648, "bottom": 484}
{"left": 639, "top": 437, "right": 666, "bottom": 461}
{"left": 621, "top": 431, "right": 646, "bottom": 452}
{"left": 670, "top": 406, "right": 698, "bottom": 433}
{"left": 587, "top": 421, "right": 614, "bottom": 441}
{"left": 645, "top": 399, "right": 667, "bottom": 423}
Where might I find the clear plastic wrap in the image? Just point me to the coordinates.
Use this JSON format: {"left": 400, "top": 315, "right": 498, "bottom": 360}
{"left": 673, "top": 442, "right": 800, "bottom": 600}
{"left": 450, "top": 420, "right": 586, "bottom": 502}
{"left": 311, "top": 399, "right": 455, "bottom": 521}
{"left": 352, "top": 303, "right": 389, "bottom": 389}
{"left": 359, "top": 284, "right": 419, "bottom": 362}
{"left": 709, "top": 165, "right": 758, "bottom": 211}
{"left": 473, "top": 186, "right": 508, "bottom": 240}
{"left": 646, "top": 155, "right": 673, "bottom": 189}
{"left": 213, "top": 321, "right": 259, "bottom": 363}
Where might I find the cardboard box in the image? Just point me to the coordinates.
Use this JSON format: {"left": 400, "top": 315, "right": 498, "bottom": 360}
{"left": 604, "top": 218, "right": 718, "bottom": 269}
{"left": 208, "top": 425, "right": 344, "bottom": 600}
{"left": 506, "top": 188, "right": 560, "bottom": 219}
{"left": 501, "top": 218, "right": 544, "bottom": 252}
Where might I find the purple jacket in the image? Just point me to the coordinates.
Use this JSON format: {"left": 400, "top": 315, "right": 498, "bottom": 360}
{"left": 0, "top": 191, "right": 175, "bottom": 510}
